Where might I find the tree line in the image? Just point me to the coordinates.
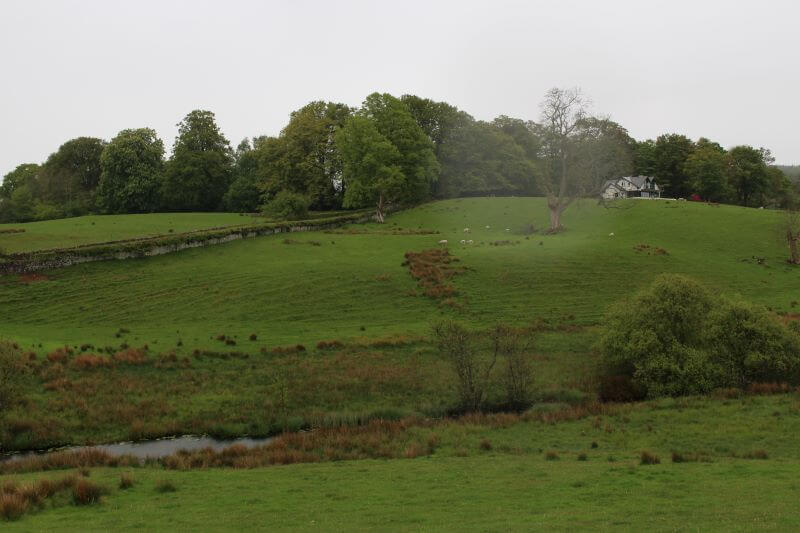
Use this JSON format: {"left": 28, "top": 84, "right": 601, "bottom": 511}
{"left": 1, "top": 90, "right": 795, "bottom": 224}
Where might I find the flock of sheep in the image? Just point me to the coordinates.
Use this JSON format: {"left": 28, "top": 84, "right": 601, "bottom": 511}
{"left": 438, "top": 226, "right": 513, "bottom": 247}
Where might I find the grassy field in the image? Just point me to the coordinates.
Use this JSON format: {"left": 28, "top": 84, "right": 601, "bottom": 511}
{"left": 2, "top": 197, "right": 800, "bottom": 529}
{"left": 3, "top": 393, "right": 800, "bottom": 530}
{"left": 1, "top": 198, "right": 797, "bottom": 352}
{"left": 0, "top": 212, "right": 259, "bottom": 253}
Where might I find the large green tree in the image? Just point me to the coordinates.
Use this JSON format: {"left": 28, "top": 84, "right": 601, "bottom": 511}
{"left": 258, "top": 101, "right": 351, "bottom": 210}
{"left": 726, "top": 145, "right": 769, "bottom": 207}
{"left": 223, "top": 138, "right": 263, "bottom": 212}
{"left": 37, "top": 137, "right": 106, "bottom": 212}
{"left": 162, "top": 110, "right": 233, "bottom": 211}
{"left": 653, "top": 134, "right": 694, "bottom": 198}
{"left": 97, "top": 128, "right": 165, "bottom": 213}
{"left": 336, "top": 115, "right": 404, "bottom": 222}
{"left": 684, "top": 138, "right": 729, "bottom": 202}
{"left": 359, "top": 93, "right": 439, "bottom": 205}
{"left": 437, "top": 119, "right": 539, "bottom": 197}
{"left": 0, "top": 163, "right": 39, "bottom": 199}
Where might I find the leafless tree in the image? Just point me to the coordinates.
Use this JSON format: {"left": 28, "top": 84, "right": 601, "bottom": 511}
{"left": 432, "top": 321, "right": 497, "bottom": 412}
{"left": 538, "top": 87, "right": 589, "bottom": 232}
{"left": 785, "top": 208, "right": 800, "bottom": 264}
{"left": 490, "top": 325, "right": 535, "bottom": 409}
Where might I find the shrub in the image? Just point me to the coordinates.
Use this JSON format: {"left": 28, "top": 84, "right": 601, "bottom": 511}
{"left": 640, "top": 451, "right": 660, "bottom": 465}
{"left": 432, "top": 321, "right": 496, "bottom": 412}
{"left": 0, "top": 342, "right": 26, "bottom": 417}
{"left": 597, "top": 275, "right": 800, "bottom": 398}
{"left": 261, "top": 191, "right": 310, "bottom": 221}
{"left": 0, "top": 492, "right": 28, "bottom": 520}
{"left": 479, "top": 438, "right": 492, "bottom": 451}
{"left": 119, "top": 472, "right": 135, "bottom": 490}
{"left": 491, "top": 325, "right": 535, "bottom": 409}
{"left": 545, "top": 451, "right": 559, "bottom": 461}
{"left": 72, "top": 479, "right": 106, "bottom": 505}
{"left": 155, "top": 479, "right": 177, "bottom": 493}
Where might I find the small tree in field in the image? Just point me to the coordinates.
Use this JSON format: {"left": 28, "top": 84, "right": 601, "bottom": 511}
{"left": 0, "top": 342, "right": 25, "bottom": 434}
{"left": 432, "top": 321, "right": 496, "bottom": 412}
{"left": 784, "top": 208, "right": 800, "bottom": 265}
{"left": 491, "top": 325, "right": 535, "bottom": 409}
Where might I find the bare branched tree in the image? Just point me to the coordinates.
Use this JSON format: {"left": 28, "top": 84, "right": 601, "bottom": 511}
{"left": 432, "top": 321, "right": 497, "bottom": 412}
{"left": 490, "top": 325, "right": 535, "bottom": 409}
{"left": 785, "top": 208, "right": 800, "bottom": 264}
{"left": 538, "top": 87, "right": 589, "bottom": 232}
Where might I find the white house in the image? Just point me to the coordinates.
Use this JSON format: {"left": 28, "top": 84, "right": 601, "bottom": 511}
{"left": 601, "top": 176, "right": 661, "bottom": 200}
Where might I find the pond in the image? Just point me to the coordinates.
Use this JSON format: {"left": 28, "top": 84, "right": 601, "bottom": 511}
{"left": 1, "top": 435, "right": 274, "bottom": 463}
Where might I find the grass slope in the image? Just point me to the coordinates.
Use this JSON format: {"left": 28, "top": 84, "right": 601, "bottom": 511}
{"left": 1, "top": 197, "right": 797, "bottom": 352}
{"left": 0, "top": 212, "right": 258, "bottom": 253}
{"left": 3, "top": 394, "right": 800, "bottom": 530}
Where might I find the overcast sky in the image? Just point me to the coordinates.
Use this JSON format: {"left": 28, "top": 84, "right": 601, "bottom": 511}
{"left": 1, "top": 0, "right": 798, "bottom": 178}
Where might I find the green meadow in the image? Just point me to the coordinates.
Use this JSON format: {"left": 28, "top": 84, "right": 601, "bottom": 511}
{"left": 0, "top": 212, "right": 258, "bottom": 253}
{"left": 2, "top": 197, "right": 800, "bottom": 529}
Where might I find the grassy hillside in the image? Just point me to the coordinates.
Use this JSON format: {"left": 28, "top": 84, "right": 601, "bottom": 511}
{"left": 0, "top": 212, "right": 259, "bottom": 253}
{"left": 1, "top": 197, "right": 797, "bottom": 352}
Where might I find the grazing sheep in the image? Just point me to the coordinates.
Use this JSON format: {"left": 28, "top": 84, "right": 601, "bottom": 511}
{"left": 485, "top": 225, "right": 490, "bottom": 229}
{"left": 463, "top": 228, "right": 471, "bottom": 233}
{"left": 467, "top": 239, "right": 474, "bottom": 244}
{"left": 438, "top": 239, "right": 448, "bottom": 246}
{"left": 460, "top": 239, "right": 466, "bottom": 245}
{"left": 505, "top": 228, "right": 510, "bottom": 232}
{"left": 609, "top": 232, "right": 615, "bottom": 236}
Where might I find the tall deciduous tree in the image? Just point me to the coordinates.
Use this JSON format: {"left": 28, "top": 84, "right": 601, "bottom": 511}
{"left": 0, "top": 164, "right": 39, "bottom": 199}
{"left": 538, "top": 87, "right": 589, "bottom": 232}
{"left": 360, "top": 93, "right": 439, "bottom": 205}
{"left": 336, "top": 115, "right": 404, "bottom": 222}
{"left": 162, "top": 110, "right": 233, "bottom": 211}
{"left": 258, "top": 101, "right": 351, "bottom": 210}
{"left": 684, "top": 138, "right": 729, "bottom": 202}
{"left": 653, "top": 134, "right": 694, "bottom": 198}
{"left": 97, "top": 128, "right": 165, "bottom": 213}
{"left": 37, "top": 137, "right": 106, "bottom": 211}
{"left": 727, "top": 145, "right": 769, "bottom": 207}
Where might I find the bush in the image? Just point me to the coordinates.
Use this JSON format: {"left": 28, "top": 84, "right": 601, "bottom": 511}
{"left": 155, "top": 479, "right": 177, "bottom": 493}
{"left": 597, "top": 275, "right": 800, "bottom": 398}
{"left": 119, "top": 472, "right": 135, "bottom": 490}
{"left": 0, "top": 342, "right": 25, "bottom": 418}
{"left": 432, "top": 321, "right": 496, "bottom": 412}
{"left": 72, "top": 479, "right": 106, "bottom": 505}
{"left": 261, "top": 191, "right": 310, "bottom": 221}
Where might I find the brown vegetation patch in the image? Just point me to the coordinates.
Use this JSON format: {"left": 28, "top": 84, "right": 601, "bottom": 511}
{"left": 0, "top": 228, "right": 25, "bottom": 234}
{"left": 633, "top": 243, "right": 668, "bottom": 256}
{"left": 112, "top": 348, "right": 149, "bottom": 365}
{"left": 18, "top": 273, "right": 49, "bottom": 284}
{"left": 402, "top": 248, "right": 466, "bottom": 300}
{"left": 324, "top": 228, "right": 439, "bottom": 235}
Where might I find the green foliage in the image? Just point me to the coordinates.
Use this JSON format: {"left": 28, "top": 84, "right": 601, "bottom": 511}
{"left": 0, "top": 186, "right": 36, "bottom": 223}
{"left": 0, "top": 164, "right": 39, "bottom": 200}
{"left": 161, "top": 110, "right": 233, "bottom": 211}
{"left": 653, "top": 133, "right": 694, "bottom": 198}
{"left": 684, "top": 138, "right": 729, "bottom": 202}
{"left": 727, "top": 145, "right": 770, "bottom": 207}
{"left": 360, "top": 93, "right": 439, "bottom": 205}
{"left": 599, "top": 274, "right": 800, "bottom": 397}
{"left": 261, "top": 190, "right": 310, "bottom": 220}
{"left": 36, "top": 137, "right": 106, "bottom": 214}
{"left": 257, "top": 102, "right": 352, "bottom": 210}
{"left": 336, "top": 115, "right": 404, "bottom": 219}
{"left": 97, "top": 128, "right": 165, "bottom": 213}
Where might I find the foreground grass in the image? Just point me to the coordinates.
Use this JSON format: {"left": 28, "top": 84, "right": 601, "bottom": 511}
{"left": 3, "top": 393, "right": 800, "bottom": 530}
{"left": 2, "top": 198, "right": 798, "bottom": 353}
{"left": 0, "top": 212, "right": 259, "bottom": 253}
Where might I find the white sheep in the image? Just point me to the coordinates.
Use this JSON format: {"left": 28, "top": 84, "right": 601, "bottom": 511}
{"left": 463, "top": 227, "right": 471, "bottom": 233}
{"left": 505, "top": 228, "right": 510, "bottom": 232}
{"left": 438, "top": 239, "right": 448, "bottom": 246}
{"left": 460, "top": 239, "right": 466, "bottom": 245}
{"left": 485, "top": 225, "right": 490, "bottom": 229}
{"left": 609, "top": 232, "right": 615, "bottom": 236}
{"left": 467, "top": 239, "right": 474, "bottom": 244}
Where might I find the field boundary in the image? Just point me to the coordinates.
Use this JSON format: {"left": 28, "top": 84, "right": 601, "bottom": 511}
{"left": 0, "top": 211, "right": 375, "bottom": 274}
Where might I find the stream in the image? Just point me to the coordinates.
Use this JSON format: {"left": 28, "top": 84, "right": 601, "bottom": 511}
{"left": 1, "top": 435, "right": 274, "bottom": 463}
